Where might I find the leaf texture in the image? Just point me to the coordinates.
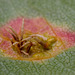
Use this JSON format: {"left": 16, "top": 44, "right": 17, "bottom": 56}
{"left": 0, "top": 0, "right": 75, "bottom": 75}
{"left": 0, "top": 47, "right": 75, "bottom": 75}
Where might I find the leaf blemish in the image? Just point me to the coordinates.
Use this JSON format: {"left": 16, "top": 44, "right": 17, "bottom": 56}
{"left": 0, "top": 17, "right": 75, "bottom": 61}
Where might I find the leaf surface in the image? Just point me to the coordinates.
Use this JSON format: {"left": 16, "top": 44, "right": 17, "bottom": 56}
{"left": 0, "top": 47, "right": 75, "bottom": 75}
{"left": 0, "top": 0, "right": 75, "bottom": 75}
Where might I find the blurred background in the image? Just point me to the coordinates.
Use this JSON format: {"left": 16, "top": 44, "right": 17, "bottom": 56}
{"left": 0, "top": 0, "right": 75, "bottom": 31}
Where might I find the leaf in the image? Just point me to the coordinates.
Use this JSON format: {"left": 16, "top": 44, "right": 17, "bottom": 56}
{"left": 0, "top": 47, "right": 75, "bottom": 75}
{"left": 0, "top": 0, "right": 75, "bottom": 75}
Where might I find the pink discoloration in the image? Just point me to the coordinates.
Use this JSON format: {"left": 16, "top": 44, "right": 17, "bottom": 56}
{"left": 55, "top": 28, "right": 75, "bottom": 48}
{"left": 0, "top": 26, "right": 12, "bottom": 38}
{"left": 0, "top": 37, "right": 2, "bottom": 43}
{"left": 23, "top": 18, "right": 54, "bottom": 35}
{"left": 0, "top": 17, "right": 75, "bottom": 57}
{"left": 0, "top": 40, "right": 17, "bottom": 57}
{"left": 0, "top": 41, "right": 10, "bottom": 50}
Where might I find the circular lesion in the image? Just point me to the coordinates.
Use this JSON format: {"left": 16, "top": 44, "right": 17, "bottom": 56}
{"left": 11, "top": 32, "right": 57, "bottom": 58}
{"left": 5, "top": 19, "right": 63, "bottom": 60}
